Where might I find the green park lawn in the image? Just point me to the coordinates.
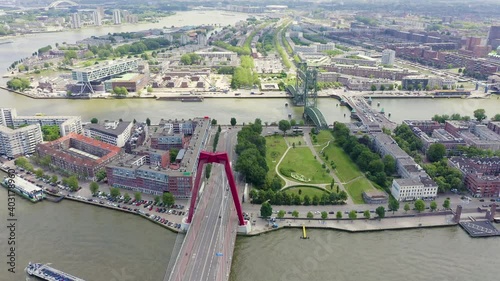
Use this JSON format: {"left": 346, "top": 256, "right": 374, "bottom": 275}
{"left": 279, "top": 147, "right": 332, "bottom": 184}
{"left": 284, "top": 186, "right": 329, "bottom": 199}
{"left": 285, "top": 136, "right": 305, "bottom": 146}
{"left": 265, "top": 135, "right": 288, "bottom": 178}
{"left": 320, "top": 142, "right": 362, "bottom": 183}
{"left": 344, "top": 177, "right": 375, "bottom": 204}
{"left": 315, "top": 130, "right": 334, "bottom": 145}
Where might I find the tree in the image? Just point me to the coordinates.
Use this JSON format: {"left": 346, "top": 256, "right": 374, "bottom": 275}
{"left": 35, "top": 169, "right": 44, "bottom": 178}
{"left": 180, "top": 54, "right": 192, "bottom": 65}
{"left": 303, "top": 195, "right": 311, "bottom": 206}
{"left": 404, "top": 203, "right": 410, "bottom": 213}
{"left": 162, "top": 192, "right": 175, "bottom": 207}
{"left": 154, "top": 195, "right": 161, "bottom": 204}
{"left": 277, "top": 210, "right": 285, "bottom": 219}
{"left": 363, "top": 210, "right": 370, "bottom": 219}
{"left": 170, "top": 148, "right": 179, "bottom": 163}
{"left": 492, "top": 114, "right": 500, "bottom": 122}
{"left": 278, "top": 119, "right": 291, "bottom": 135}
{"left": 290, "top": 119, "right": 297, "bottom": 127}
{"left": 443, "top": 199, "right": 450, "bottom": 209}
{"left": 50, "top": 175, "right": 58, "bottom": 184}
{"left": 388, "top": 197, "right": 399, "bottom": 214}
{"left": 379, "top": 85, "right": 385, "bottom": 91}
{"left": 89, "top": 182, "right": 99, "bottom": 195}
{"left": 230, "top": 117, "right": 237, "bottom": 126}
{"left": 211, "top": 119, "right": 217, "bottom": 125}
{"left": 336, "top": 211, "right": 342, "bottom": 220}
{"left": 66, "top": 175, "right": 79, "bottom": 191}
{"left": 292, "top": 210, "right": 299, "bottom": 219}
{"left": 312, "top": 195, "right": 320, "bottom": 206}
{"left": 371, "top": 85, "right": 377, "bottom": 91}
{"left": 134, "top": 192, "right": 142, "bottom": 201}
{"left": 124, "top": 193, "right": 131, "bottom": 202}
{"left": 375, "top": 206, "right": 385, "bottom": 219}
{"left": 473, "top": 109, "right": 487, "bottom": 122}
{"left": 348, "top": 210, "right": 357, "bottom": 220}
{"left": 146, "top": 118, "right": 151, "bottom": 126}
{"left": 95, "top": 169, "right": 106, "bottom": 182}
{"left": 260, "top": 202, "right": 273, "bottom": 218}
{"left": 427, "top": 143, "right": 446, "bottom": 162}
{"left": 307, "top": 211, "right": 314, "bottom": 219}
{"left": 64, "top": 50, "right": 77, "bottom": 60}
{"left": 414, "top": 199, "right": 425, "bottom": 212}
{"left": 205, "top": 163, "right": 212, "bottom": 179}
{"left": 430, "top": 201, "right": 437, "bottom": 212}
{"left": 91, "top": 118, "right": 98, "bottom": 124}
{"left": 110, "top": 187, "right": 121, "bottom": 198}
{"left": 383, "top": 155, "right": 396, "bottom": 175}
{"left": 321, "top": 211, "right": 328, "bottom": 220}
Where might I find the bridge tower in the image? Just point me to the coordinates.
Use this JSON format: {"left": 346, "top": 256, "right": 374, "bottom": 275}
{"left": 294, "top": 62, "right": 328, "bottom": 129}
{"left": 183, "top": 151, "right": 250, "bottom": 233}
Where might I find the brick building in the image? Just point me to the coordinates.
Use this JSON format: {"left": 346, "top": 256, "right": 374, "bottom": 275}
{"left": 36, "top": 133, "right": 122, "bottom": 179}
{"left": 449, "top": 157, "right": 500, "bottom": 198}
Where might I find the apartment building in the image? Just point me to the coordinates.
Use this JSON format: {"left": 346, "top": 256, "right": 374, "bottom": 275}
{"left": 449, "top": 157, "right": 500, "bottom": 198}
{"left": 0, "top": 124, "right": 43, "bottom": 158}
{"left": 0, "top": 108, "right": 82, "bottom": 136}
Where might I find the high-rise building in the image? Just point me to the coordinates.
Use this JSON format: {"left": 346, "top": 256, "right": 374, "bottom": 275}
{"left": 487, "top": 26, "right": 500, "bottom": 49}
{"left": 113, "top": 9, "right": 121, "bottom": 25}
{"left": 96, "top": 6, "right": 105, "bottom": 18}
{"left": 0, "top": 124, "right": 43, "bottom": 158}
{"left": 381, "top": 49, "right": 395, "bottom": 66}
{"left": 180, "top": 34, "right": 189, "bottom": 45}
{"left": 93, "top": 10, "right": 102, "bottom": 26}
{"left": 70, "top": 13, "right": 81, "bottom": 29}
{"left": 197, "top": 33, "right": 207, "bottom": 46}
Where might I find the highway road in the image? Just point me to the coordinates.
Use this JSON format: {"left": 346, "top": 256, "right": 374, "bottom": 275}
{"left": 168, "top": 126, "right": 241, "bottom": 281}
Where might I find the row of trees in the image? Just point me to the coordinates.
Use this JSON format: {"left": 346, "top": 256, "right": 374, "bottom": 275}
{"left": 230, "top": 56, "right": 260, "bottom": 89}
{"left": 423, "top": 160, "right": 463, "bottom": 193}
{"left": 333, "top": 123, "right": 396, "bottom": 188}
{"left": 180, "top": 53, "right": 202, "bottom": 65}
{"left": 112, "top": 86, "right": 129, "bottom": 96}
{"left": 251, "top": 188, "right": 348, "bottom": 206}
{"left": 431, "top": 113, "right": 471, "bottom": 123}
{"left": 393, "top": 124, "right": 424, "bottom": 159}
{"left": 234, "top": 119, "right": 268, "bottom": 187}
{"left": 41, "top": 125, "right": 60, "bottom": 141}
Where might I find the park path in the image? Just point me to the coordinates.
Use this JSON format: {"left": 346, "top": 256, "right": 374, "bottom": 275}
{"left": 303, "top": 134, "right": 355, "bottom": 205}
{"left": 274, "top": 135, "right": 332, "bottom": 191}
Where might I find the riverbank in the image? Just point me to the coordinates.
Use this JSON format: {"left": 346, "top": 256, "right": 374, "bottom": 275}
{"left": 62, "top": 195, "right": 182, "bottom": 234}
{"left": 241, "top": 212, "right": 458, "bottom": 237}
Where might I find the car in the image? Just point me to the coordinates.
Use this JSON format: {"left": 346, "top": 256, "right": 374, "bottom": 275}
{"left": 490, "top": 199, "right": 496, "bottom": 202}
{"left": 328, "top": 211, "right": 335, "bottom": 214}
{"left": 479, "top": 199, "right": 485, "bottom": 202}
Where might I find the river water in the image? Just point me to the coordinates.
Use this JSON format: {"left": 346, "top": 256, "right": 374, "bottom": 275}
{"left": 1, "top": 10, "right": 500, "bottom": 281}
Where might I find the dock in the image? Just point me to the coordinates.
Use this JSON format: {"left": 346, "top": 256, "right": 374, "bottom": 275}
{"left": 459, "top": 220, "right": 500, "bottom": 238}
{"left": 25, "top": 262, "right": 85, "bottom": 281}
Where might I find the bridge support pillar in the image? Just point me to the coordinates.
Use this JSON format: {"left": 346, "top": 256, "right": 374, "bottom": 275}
{"left": 237, "top": 220, "right": 251, "bottom": 234}
{"left": 180, "top": 217, "right": 190, "bottom": 232}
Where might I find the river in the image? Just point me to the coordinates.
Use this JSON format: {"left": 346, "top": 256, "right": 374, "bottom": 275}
{"left": 0, "top": 9, "right": 500, "bottom": 281}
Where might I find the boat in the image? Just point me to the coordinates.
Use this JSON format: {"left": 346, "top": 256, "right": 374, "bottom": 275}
{"left": 181, "top": 97, "right": 204, "bottom": 102}
{"left": 2, "top": 176, "right": 45, "bottom": 202}
{"left": 0, "top": 40, "right": 13, "bottom": 45}
{"left": 26, "top": 262, "right": 85, "bottom": 281}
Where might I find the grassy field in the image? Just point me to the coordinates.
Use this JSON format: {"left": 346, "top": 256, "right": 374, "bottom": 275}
{"left": 321, "top": 143, "right": 362, "bottom": 183}
{"left": 265, "top": 135, "right": 288, "bottom": 179}
{"left": 279, "top": 147, "right": 332, "bottom": 184}
{"left": 285, "top": 136, "right": 305, "bottom": 146}
{"left": 314, "top": 130, "right": 334, "bottom": 145}
{"left": 283, "top": 186, "right": 329, "bottom": 199}
{"left": 344, "top": 177, "right": 375, "bottom": 204}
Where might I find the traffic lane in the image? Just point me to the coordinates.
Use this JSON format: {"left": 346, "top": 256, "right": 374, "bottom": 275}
{"left": 185, "top": 171, "right": 224, "bottom": 281}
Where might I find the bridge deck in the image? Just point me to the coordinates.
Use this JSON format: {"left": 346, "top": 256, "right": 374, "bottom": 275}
{"left": 305, "top": 106, "right": 328, "bottom": 129}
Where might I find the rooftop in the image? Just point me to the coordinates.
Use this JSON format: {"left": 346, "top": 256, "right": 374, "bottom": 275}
{"left": 84, "top": 121, "right": 132, "bottom": 138}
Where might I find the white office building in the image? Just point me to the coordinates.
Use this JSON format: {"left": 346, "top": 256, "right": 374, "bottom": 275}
{"left": 381, "top": 49, "right": 396, "bottom": 66}
{"left": 0, "top": 124, "right": 43, "bottom": 158}
{"left": 83, "top": 120, "right": 133, "bottom": 148}
{"left": 391, "top": 177, "right": 438, "bottom": 201}
{"left": 93, "top": 10, "right": 102, "bottom": 26}
{"left": 71, "top": 13, "right": 81, "bottom": 29}
{"left": 0, "top": 108, "right": 82, "bottom": 136}
{"left": 113, "top": 9, "right": 121, "bottom": 25}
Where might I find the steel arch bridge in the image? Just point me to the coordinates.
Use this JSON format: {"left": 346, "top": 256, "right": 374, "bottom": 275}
{"left": 47, "top": 0, "right": 79, "bottom": 9}
{"left": 288, "top": 63, "right": 328, "bottom": 129}
{"left": 186, "top": 151, "right": 245, "bottom": 226}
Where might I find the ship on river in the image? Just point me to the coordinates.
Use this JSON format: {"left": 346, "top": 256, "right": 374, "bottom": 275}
{"left": 1, "top": 175, "right": 45, "bottom": 202}
{"left": 26, "top": 262, "right": 85, "bottom": 281}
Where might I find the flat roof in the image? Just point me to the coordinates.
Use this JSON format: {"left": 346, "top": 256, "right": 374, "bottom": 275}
{"left": 14, "top": 176, "right": 42, "bottom": 194}
{"left": 84, "top": 121, "right": 131, "bottom": 138}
